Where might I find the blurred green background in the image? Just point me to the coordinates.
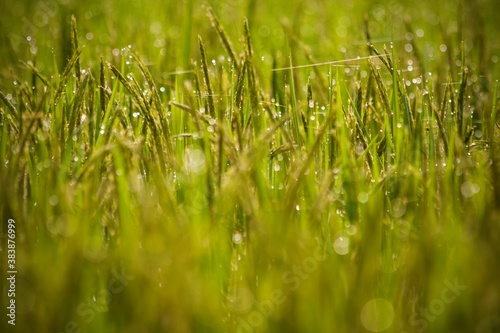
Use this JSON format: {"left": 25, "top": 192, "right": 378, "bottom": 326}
{"left": 1, "top": 0, "right": 499, "bottom": 84}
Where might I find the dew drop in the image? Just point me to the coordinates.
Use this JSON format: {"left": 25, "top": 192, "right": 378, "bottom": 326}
{"left": 334, "top": 236, "right": 350, "bottom": 255}
{"left": 361, "top": 299, "right": 394, "bottom": 332}
{"left": 49, "top": 195, "right": 59, "bottom": 206}
{"left": 390, "top": 199, "right": 406, "bottom": 218}
{"left": 232, "top": 232, "right": 243, "bottom": 245}
{"left": 357, "top": 192, "right": 369, "bottom": 203}
{"left": 184, "top": 147, "right": 206, "bottom": 174}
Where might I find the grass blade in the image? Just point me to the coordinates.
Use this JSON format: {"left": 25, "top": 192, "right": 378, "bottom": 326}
{"left": 206, "top": 4, "right": 240, "bottom": 72}
{"left": 198, "top": 35, "right": 216, "bottom": 118}
{"left": 71, "top": 15, "right": 81, "bottom": 83}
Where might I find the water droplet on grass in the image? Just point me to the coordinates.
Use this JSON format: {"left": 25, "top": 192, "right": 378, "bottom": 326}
{"left": 361, "top": 299, "right": 394, "bottom": 332}
{"left": 184, "top": 147, "right": 206, "bottom": 174}
{"left": 150, "top": 21, "right": 163, "bottom": 34}
{"left": 396, "top": 220, "right": 411, "bottom": 238}
{"left": 334, "top": 236, "right": 350, "bottom": 255}
{"left": 49, "top": 195, "right": 58, "bottom": 206}
{"left": 232, "top": 232, "right": 243, "bottom": 244}
{"left": 357, "top": 192, "right": 369, "bottom": 203}
{"left": 355, "top": 144, "right": 364, "bottom": 155}
{"left": 227, "top": 286, "right": 254, "bottom": 312}
{"left": 461, "top": 181, "right": 480, "bottom": 197}
{"left": 390, "top": 199, "right": 406, "bottom": 218}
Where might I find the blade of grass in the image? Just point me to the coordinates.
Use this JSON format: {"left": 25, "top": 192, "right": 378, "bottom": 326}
{"left": 206, "top": 4, "right": 240, "bottom": 72}
{"left": 53, "top": 48, "right": 82, "bottom": 107}
{"left": 71, "top": 15, "right": 81, "bottom": 83}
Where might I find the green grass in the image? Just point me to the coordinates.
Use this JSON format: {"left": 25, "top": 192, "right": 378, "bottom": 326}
{"left": 1, "top": 0, "right": 500, "bottom": 332}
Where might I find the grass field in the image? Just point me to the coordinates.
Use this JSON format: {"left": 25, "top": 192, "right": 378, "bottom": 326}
{"left": 1, "top": 0, "right": 500, "bottom": 332}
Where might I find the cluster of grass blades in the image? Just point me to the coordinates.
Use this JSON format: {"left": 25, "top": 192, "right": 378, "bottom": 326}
{"left": 1, "top": 3, "right": 500, "bottom": 333}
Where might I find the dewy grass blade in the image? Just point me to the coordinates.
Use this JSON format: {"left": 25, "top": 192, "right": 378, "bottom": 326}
{"left": 206, "top": 4, "right": 240, "bottom": 72}
{"left": 0, "top": 91, "right": 17, "bottom": 116}
{"left": 490, "top": 80, "right": 498, "bottom": 140}
{"left": 71, "top": 15, "right": 81, "bottom": 83}
{"left": 108, "top": 63, "right": 143, "bottom": 112}
{"left": 288, "top": 50, "right": 303, "bottom": 146}
{"left": 244, "top": 19, "right": 261, "bottom": 135}
{"left": 232, "top": 60, "right": 247, "bottom": 151}
{"left": 107, "top": 62, "right": 169, "bottom": 171}
{"left": 0, "top": 109, "right": 11, "bottom": 174}
{"left": 67, "top": 73, "right": 89, "bottom": 142}
{"left": 458, "top": 45, "right": 468, "bottom": 139}
{"left": 285, "top": 99, "right": 336, "bottom": 217}
{"left": 87, "top": 73, "right": 95, "bottom": 152}
{"left": 198, "top": 36, "right": 216, "bottom": 118}
{"left": 53, "top": 48, "right": 82, "bottom": 107}
{"left": 369, "top": 61, "right": 393, "bottom": 158}
{"left": 97, "top": 56, "right": 106, "bottom": 143}
{"left": 131, "top": 52, "right": 165, "bottom": 117}
{"left": 20, "top": 61, "right": 50, "bottom": 87}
